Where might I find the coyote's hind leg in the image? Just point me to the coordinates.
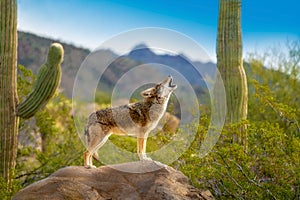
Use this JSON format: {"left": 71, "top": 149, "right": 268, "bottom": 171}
{"left": 84, "top": 124, "right": 110, "bottom": 168}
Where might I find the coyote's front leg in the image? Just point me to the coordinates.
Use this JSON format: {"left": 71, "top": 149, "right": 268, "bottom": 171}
{"left": 137, "top": 137, "right": 152, "bottom": 160}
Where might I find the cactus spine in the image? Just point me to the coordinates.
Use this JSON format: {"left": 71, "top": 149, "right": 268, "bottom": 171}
{"left": 217, "top": 0, "right": 248, "bottom": 142}
{"left": 17, "top": 43, "right": 64, "bottom": 119}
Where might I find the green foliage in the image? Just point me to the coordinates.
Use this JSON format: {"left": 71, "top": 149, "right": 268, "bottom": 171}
{"left": 4, "top": 66, "right": 83, "bottom": 197}
{"left": 252, "top": 80, "right": 300, "bottom": 135}
{"left": 17, "top": 65, "right": 35, "bottom": 99}
{"left": 174, "top": 41, "right": 300, "bottom": 199}
{"left": 176, "top": 118, "right": 300, "bottom": 199}
{"left": 246, "top": 40, "right": 300, "bottom": 136}
{"left": 10, "top": 41, "right": 300, "bottom": 200}
{"left": 0, "top": 64, "right": 28, "bottom": 200}
{"left": 95, "top": 90, "right": 111, "bottom": 104}
{"left": 0, "top": 176, "right": 21, "bottom": 200}
{"left": 15, "top": 93, "right": 84, "bottom": 185}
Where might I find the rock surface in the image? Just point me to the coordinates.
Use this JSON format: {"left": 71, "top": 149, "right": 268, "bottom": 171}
{"left": 13, "top": 161, "right": 214, "bottom": 200}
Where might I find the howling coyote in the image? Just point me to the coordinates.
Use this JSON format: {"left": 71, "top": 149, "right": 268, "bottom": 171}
{"left": 84, "top": 76, "right": 177, "bottom": 168}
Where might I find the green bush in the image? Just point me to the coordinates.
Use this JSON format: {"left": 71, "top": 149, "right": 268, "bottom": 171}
{"left": 177, "top": 119, "right": 300, "bottom": 199}
{"left": 8, "top": 41, "right": 300, "bottom": 199}
{"left": 175, "top": 41, "right": 300, "bottom": 199}
{"left": 12, "top": 66, "right": 84, "bottom": 192}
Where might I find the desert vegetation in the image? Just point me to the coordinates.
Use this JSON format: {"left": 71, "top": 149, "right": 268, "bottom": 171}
{"left": 1, "top": 40, "right": 299, "bottom": 199}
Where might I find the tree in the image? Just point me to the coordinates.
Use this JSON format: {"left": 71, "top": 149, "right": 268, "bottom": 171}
{"left": 216, "top": 0, "right": 248, "bottom": 143}
{"left": 0, "top": 0, "right": 63, "bottom": 190}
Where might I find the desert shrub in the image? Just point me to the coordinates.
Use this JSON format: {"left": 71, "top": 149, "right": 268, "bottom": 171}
{"left": 10, "top": 41, "right": 300, "bottom": 200}
{"left": 15, "top": 65, "right": 84, "bottom": 188}
{"left": 176, "top": 41, "right": 300, "bottom": 199}
{"left": 177, "top": 118, "right": 299, "bottom": 199}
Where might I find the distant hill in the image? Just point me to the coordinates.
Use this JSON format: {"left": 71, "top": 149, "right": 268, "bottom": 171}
{"left": 18, "top": 32, "right": 216, "bottom": 101}
{"left": 128, "top": 43, "right": 216, "bottom": 87}
{"left": 127, "top": 44, "right": 216, "bottom": 91}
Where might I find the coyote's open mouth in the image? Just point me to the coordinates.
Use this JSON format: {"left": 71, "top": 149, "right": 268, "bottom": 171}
{"left": 168, "top": 76, "right": 177, "bottom": 88}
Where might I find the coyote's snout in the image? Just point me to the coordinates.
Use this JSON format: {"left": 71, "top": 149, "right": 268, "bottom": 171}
{"left": 84, "top": 76, "right": 177, "bottom": 168}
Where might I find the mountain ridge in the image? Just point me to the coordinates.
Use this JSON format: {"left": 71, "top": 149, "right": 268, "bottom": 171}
{"left": 18, "top": 31, "right": 215, "bottom": 100}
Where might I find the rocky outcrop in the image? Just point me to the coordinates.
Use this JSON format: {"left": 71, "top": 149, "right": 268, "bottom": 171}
{"left": 161, "top": 112, "right": 180, "bottom": 133}
{"left": 13, "top": 161, "right": 213, "bottom": 200}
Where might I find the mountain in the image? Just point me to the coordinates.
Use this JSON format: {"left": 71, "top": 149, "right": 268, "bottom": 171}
{"left": 127, "top": 44, "right": 216, "bottom": 91}
{"left": 17, "top": 32, "right": 216, "bottom": 101}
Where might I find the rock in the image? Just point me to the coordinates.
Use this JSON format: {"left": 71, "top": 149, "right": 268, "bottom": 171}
{"left": 161, "top": 112, "right": 180, "bottom": 133}
{"left": 13, "top": 161, "right": 213, "bottom": 200}
{"left": 156, "top": 112, "right": 180, "bottom": 133}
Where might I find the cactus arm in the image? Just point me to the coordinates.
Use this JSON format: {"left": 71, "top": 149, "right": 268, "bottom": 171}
{"left": 17, "top": 43, "right": 64, "bottom": 119}
{"left": 32, "top": 64, "right": 47, "bottom": 90}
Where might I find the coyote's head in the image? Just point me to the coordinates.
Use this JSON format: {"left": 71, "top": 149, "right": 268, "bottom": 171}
{"left": 141, "top": 76, "right": 177, "bottom": 103}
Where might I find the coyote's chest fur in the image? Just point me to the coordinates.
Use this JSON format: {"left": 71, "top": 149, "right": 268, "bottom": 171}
{"left": 83, "top": 76, "right": 177, "bottom": 167}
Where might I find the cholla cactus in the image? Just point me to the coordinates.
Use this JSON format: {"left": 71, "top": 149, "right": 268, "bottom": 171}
{"left": 17, "top": 43, "right": 64, "bottom": 119}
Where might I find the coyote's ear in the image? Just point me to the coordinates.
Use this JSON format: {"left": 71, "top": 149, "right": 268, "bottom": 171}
{"left": 141, "top": 87, "right": 156, "bottom": 98}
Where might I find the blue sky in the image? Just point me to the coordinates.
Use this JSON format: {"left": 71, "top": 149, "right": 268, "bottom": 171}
{"left": 18, "top": 0, "right": 299, "bottom": 62}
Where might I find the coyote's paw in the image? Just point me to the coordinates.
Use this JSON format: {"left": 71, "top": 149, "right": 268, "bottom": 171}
{"left": 84, "top": 165, "right": 97, "bottom": 169}
{"left": 141, "top": 156, "right": 152, "bottom": 161}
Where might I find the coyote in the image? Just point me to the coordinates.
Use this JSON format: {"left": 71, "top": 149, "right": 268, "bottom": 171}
{"left": 84, "top": 76, "right": 177, "bottom": 168}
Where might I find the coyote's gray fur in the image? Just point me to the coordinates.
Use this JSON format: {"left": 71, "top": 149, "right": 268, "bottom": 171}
{"left": 84, "top": 76, "right": 177, "bottom": 168}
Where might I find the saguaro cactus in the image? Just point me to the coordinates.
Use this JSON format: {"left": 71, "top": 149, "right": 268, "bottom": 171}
{"left": 217, "top": 0, "right": 248, "bottom": 141}
{"left": 0, "top": 0, "right": 18, "bottom": 185}
{"left": 0, "top": 0, "right": 64, "bottom": 188}
{"left": 17, "top": 43, "right": 64, "bottom": 119}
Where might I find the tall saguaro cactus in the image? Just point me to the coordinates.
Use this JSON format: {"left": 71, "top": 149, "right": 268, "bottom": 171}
{"left": 217, "top": 0, "right": 248, "bottom": 141}
{"left": 0, "top": 0, "right": 64, "bottom": 188}
{"left": 0, "top": 0, "right": 19, "bottom": 185}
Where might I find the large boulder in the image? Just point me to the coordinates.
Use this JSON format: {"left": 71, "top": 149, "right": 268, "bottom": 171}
{"left": 13, "top": 161, "right": 213, "bottom": 200}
